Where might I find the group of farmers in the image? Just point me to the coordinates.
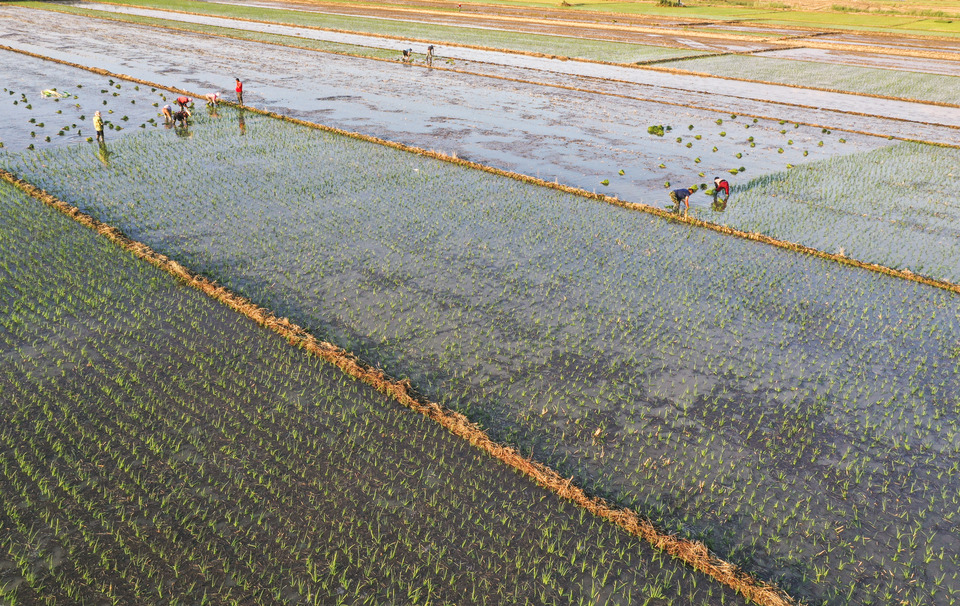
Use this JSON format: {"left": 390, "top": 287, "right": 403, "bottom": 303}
{"left": 93, "top": 77, "right": 243, "bottom": 142}
{"left": 671, "top": 177, "right": 731, "bottom": 212}
{"left": 92, "top": 70, "right": 732, "bottom": 210}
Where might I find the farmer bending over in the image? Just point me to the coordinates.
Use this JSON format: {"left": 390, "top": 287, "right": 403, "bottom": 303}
{"left": 161, "top": 104, "right": 173, "bottom": 122}
{"left": 426, "top": 45, "right": 435, "bottom": 67}
{"left": 401, "top": 48, "right": 413, "bottom": 63}
{"left": 670, "top": 187, "right": 694, "bottom": 211}
{"left": 204, "top": 92, "right": 220, "bottom": 106}
{"left": 176, "top": 96, "right": 192, "bottom": 111}
{"left": 713, "top": 177, "right": 730, "bottom": 203}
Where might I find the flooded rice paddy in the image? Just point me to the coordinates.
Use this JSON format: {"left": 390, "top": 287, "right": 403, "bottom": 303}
{"left": 3, "top": 2, "right": 960, "bottom": 604}
{"left": 4, "top": 107, "right": 960, "bottom": 605}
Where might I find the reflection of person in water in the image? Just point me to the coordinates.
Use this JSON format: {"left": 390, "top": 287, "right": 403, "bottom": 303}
{"left": 96, "top": 141, "right": 112, "bottom": 167}
{"left": 238, "top": 108, "right": 246, "bottom": 135}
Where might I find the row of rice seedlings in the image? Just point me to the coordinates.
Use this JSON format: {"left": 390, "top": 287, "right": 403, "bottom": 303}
{"left": 716, "top": 141, "right": 960, "bottom": 283}
{"left": 656, "top": 54, "right": 960, "bottom": 105}
{"left": 4, "top": 111, "right": 957, "bottom": 605}
{"left": 0, "top": 180, "right": 750, "bottom": 604}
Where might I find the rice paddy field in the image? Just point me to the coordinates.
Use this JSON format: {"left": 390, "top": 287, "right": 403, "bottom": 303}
{"left": 0, "top": 180, "right": 751, "bottom": 605}
{"left": 2, "top": 1, "right": 960, "bottom": 605}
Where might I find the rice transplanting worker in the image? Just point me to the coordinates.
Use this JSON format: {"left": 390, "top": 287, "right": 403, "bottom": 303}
{"left": 670, "top": 186, "right": 694, "bottom": 211}
{"left": 713, "top": 177, "right": 730, "bottom": 204}
{"left": 176, "top": 95, "right": 192, "bottom": 111}
{"left": 235, "top": 77, "right": 243, "bottom": 105}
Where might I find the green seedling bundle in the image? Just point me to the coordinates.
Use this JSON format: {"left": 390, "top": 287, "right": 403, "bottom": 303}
{"left": 4, "top": 109, "right": 959, "bottom": 605}
{"left": 0, "top": 181, "right": 748, "bottom": 604}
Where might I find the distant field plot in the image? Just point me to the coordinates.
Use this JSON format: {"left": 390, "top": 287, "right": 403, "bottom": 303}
{"left": 712, "top": 142, "right": 960, "bottom": 282}
{"left": 0, "top": 180, "right": 745, "bottom": 605}
{"left": 659, "top": 54, "right": 960, "bottom": 104}
{"left": 5, "top": 111, "right": 960, "bottom": 606}
{"left": 17, "top": 0, "right": 704, "bottom": 64}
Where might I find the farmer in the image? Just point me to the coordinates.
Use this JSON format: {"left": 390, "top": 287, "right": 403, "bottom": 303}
{"left": 204, "top": 92, "right": 221, "bottom": 106}
{"left": 669, "top": 187, "right": 694, "bottom": 211}
{"left": 161, "top": 104, "right": 173, "bottom": 122}
{"left": 173, "top": 108, "right": 190, "bottom": 127}
{"left": 176, "top": 95, "right": 192, "bottom": 111}
{"left": 401, "top": 48, "right": 413, "bottom": 63}
{"left": 713, "top": 177, "right": 730, "bottom": 203}
{"left": 93, "top": 111, "right": 104, "bottom": 143}
{"left": 425, "top": 45, "right": 435, "bottom": 67}
{"left": 235, "top": 77, "right": 243, "bottom": 105}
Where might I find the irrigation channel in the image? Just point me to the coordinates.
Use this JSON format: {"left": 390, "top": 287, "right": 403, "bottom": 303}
{"left": 2, "top": 2, "right": 960, "bottom": 605}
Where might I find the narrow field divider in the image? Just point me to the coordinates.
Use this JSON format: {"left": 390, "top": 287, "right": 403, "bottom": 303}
{"left": 0, "top": 166, "right": 801, "bottom": 606}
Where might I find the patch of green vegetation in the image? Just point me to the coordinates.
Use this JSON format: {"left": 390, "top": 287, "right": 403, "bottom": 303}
{"left": 14, "top": 0, "right": 702, "bottom": 63}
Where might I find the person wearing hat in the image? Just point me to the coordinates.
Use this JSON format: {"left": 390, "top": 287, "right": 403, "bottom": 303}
{"left": 713, "top": 177, "right": 730, "bottom": 204}
{"left": 426, "top": 45, "right": 435, "bottom": 67}
{"left": 93, "top": 111, "right": 104, "bottom": 143}
{"left": 669, "top": 186, "right": 694, "bottom": 211}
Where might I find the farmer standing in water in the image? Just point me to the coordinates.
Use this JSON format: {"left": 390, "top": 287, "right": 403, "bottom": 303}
{"left": 426, "top": 45, "right": 435, "bottom": 66}
{"left": 93, "top": 111, "right": 104, "bottom": 143}
{"left": 235, "top": 77, "right": 243, "bottom": 105}
{"left": 176, "top": 95, "right": 192, "bottom": 111}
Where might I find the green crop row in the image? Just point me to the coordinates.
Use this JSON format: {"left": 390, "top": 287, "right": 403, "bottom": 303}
{"left": 658, "top": 54, "right": 960, "bottom": 105}
{"left": 4, "top": 107, "right": 958, "bottom": 605}
{"left": 0, "top": 180, "right": 745, "bottom": 604}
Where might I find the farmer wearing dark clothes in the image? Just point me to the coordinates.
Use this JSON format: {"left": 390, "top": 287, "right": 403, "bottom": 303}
{"left": 670, "top": 187, "right": 693, "bottom": 211}
{"left": 93, "top": 111, "right": 104, "bottom": 142}
{"left": 235, "top": 77, "right": 243, "bottom": 105}
{"left": 426, "top": 45, "right": 435, "bottom": 66}
{"left": 714, "top": 177, "right": 730, "bottom": 203}
{"left": 176, "top": 96, "right": 192, "bottom": 111}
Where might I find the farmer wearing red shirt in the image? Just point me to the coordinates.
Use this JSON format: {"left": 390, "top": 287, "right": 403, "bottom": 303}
{"left": 713, "top": 177, "right": 730, "bottom": 203}
{"left": 235, "top": 77, "right": 243, "bottom": 105}
{"left": 176, "top": 95, "right": 192, "bottom": 111}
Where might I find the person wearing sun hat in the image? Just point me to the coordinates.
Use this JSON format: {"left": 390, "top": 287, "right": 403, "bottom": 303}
{"left": 93, "top": 111, "right": 104, "bottom": 143}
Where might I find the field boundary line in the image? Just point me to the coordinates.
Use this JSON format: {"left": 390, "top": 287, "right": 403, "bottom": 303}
{"left": 3, "top": 43, "right": 959, "bottom": 297}
{"left": 20, "top": 1, "right": 960, "bottom": 111}
{"left": 0, "top": 167, "right": 801, "bottom": 606}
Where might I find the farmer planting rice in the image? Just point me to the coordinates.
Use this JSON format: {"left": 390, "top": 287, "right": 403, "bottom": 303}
{"left": 426, "top": 45, "right": 435, "bottom": 67}
{"left": 176, "top": 95, "right": 192, "bottom": 111}
{"left": 161, "top": 104, "right": 173, "bottom": 122}
{"left": 713, "top": 177, "right": 730, "bottom": 203}
{"left": 670, "top": 186, "right": 694, "bottom": 211}
{"left": 204, "top": 92, "right": 220, "bottom": 106}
